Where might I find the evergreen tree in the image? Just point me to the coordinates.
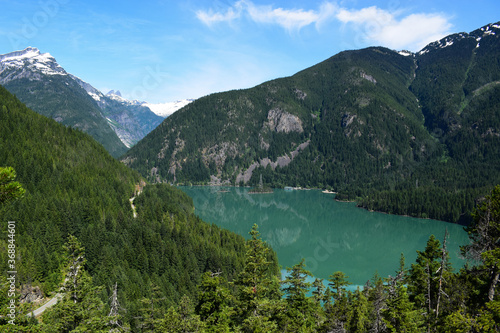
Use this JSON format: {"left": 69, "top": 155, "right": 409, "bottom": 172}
{"left": 462, "top": 185, "right": 500, "bottom": 301}
{"left": 282, "top": 259, "right": 315, "bottom": 332}
{"left": 347, "top": 288, "right": 370, "bottom": 333}
{"left": 195, "top": 271, "right": 233, "bottom": 332}
{"left": 451, "top": 185, "right": 500, "bottom": 331}
{"left": 382, "top": 284, "right": 421, "bottom": 333}
{"left": 408, "top": 234, "right": 453, "bottom": 331}
{"left": 138, "top": 283, "right": 167, "bottom": 332}
{"left": 324, "top": 271, "right": 351, "bottom": 332}
{"left": 160, "top": 295, "right": 205, "bottom": 333}
{"left": 0, "top": 166, "right": 25, "bottom": 204}
{"left": 40, "top": 236, "right": 109, "bottom": 332}
{"left": 366, "top": 273, "right": 387, "bottom": 333}
{"left": 234, "top": 224, "right": 281, "bottom": 332}
{"left": 311, "top": 278, "right": 326, "bottom": 329}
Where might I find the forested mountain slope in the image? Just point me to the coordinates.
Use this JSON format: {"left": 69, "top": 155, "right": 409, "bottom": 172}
{"left": 0, "top": 47, "right": 164, "bottom": 157}
{"left": 123, "top": 22, "right": 500, "bottom": 223}
{"left": 0, "top": 85, "right": 253, "bottom": 329}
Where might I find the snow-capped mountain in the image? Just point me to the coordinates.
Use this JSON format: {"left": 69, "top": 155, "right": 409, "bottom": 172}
{"left": 0, "top": 47, "right": 164, "bottom": 152}
{"left": 105, "top": 90, "right": 194, "bottom": 118}
{"left": 418, "top": 22, "right": 499, "bottom": 55}
{"left": 143, "top": 99, "right": 195, "bottom": 118}
{"left": 0, "top": 47, "right": 66, "bottom": 83}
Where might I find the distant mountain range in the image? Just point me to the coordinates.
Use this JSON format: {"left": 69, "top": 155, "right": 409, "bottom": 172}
{"left": 0, "top": 47, "right": 192, "bottom": 156}
{"left": 122, "top": 21, "right": 500, "bottom": 223}
{"left": 105, "top": 89, "right": 194, "bottom": 118}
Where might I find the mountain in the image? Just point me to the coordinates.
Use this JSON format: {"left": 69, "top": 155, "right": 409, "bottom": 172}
{"left": 104, "top": 89, "right": 194, "bottom": 118}
{"left": 143, "top": 99, "right": 195, "bottom": 117}
{"left": 0, "top": 47, "right": 163, "bottom": 155}
{"left": 123, "top": 21, "right": 500, "bottom": 223}
{"left": 67, "top": 76, "right": 164, "bottom": 149}
{"left": 0, "top": 47, "right": 126, "bottom": 157}
{"left": 0, "top": 85, "right": 249, "bottom": 328}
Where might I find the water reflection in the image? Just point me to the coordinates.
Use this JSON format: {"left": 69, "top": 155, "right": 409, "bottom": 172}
{"left": 180, "top": 186, "right": 470, "bottom": 285}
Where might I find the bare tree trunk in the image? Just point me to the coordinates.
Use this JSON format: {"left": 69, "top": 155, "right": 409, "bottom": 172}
{"left": 109, "top": 282, "right": 120, "bottom": 317}
{"left": 488, "top": 270, "right": 499, "bottom": 302}
{"left": 436, "top": 229, "right": 449, "bottom": 318}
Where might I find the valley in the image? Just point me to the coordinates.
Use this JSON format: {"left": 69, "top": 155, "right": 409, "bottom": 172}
{"left": 0, "top": 17, "right": 499, "bottom": 332}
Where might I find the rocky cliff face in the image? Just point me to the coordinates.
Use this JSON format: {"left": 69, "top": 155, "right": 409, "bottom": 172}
{"left": 266, "top": 107, "right": 303, "bottom": 133}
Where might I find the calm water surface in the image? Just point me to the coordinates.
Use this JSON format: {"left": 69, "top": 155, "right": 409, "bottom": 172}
{"left": 180, "top": 186, "right": 470, "bottom": 285}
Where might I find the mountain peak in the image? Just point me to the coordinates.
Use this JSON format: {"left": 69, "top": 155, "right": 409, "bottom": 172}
{"left": 0, "top": 47, "right": 41, "bottom": 61}
{"left": 417, "top": 21, "right": 500, "bottom": 56}
{"left": 107, "top": 90, "right": 122, "bottom": 97}
{"left": 0, "top": 46, "right": 65, "bottom": 78}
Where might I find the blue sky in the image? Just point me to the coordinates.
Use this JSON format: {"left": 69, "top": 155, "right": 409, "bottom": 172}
{"left": 1, "top": 0, "right": 499, "bottom": 103}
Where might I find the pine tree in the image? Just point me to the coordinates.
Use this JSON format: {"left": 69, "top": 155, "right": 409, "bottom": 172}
{"left": 195, "top": 271, "right": 233, "bottom": 332}
{"left": 233, "top": 224, "right": 280, "bottom": 332}
{"left": 382, "top": 284, "right": 421, "bottom": 333}
{"left": 324, "top": 271, "right": 351, "bottom": 332}
{"left": 139, "top": 283, "right": 167, "bottom": 332}
{"left": 282, "top": 259, "right": 315, "bottom": 332}
{"left": 382, "top": 253, "right": 422, "bottom": 332}
{"left": 408, "top": 234, "right": 452, "bottom": 331}
{"left": 160, "top": 295, "right": 205, "bottom": 333}
{"left": 0, "top": 166, "right": 25, "bottom": 205}
{"left": 311, "top": 278, "right": 326, "bottom": 329}
{"left": 348, "top": 288, "right": 370, "bottom": 333}
{"left": 462, "top": 185, "right": 500, "bottom": 302}
{"left": 366, "top": 272, "right": 387, "bottom": 333}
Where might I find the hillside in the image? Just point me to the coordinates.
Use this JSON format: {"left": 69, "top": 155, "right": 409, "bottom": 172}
{"left": 123, "top": 22, "right": 500, "bottom": 223}
{"left": 0, "top": 48, "right": 164, "bottom": 157}
{"left": 0, "top": 85, "right": 252, "bottom": 329}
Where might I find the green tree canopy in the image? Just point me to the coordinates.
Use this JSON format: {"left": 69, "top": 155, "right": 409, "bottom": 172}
{"left": 0, "top": 167, "right": 25, "bottom": 205}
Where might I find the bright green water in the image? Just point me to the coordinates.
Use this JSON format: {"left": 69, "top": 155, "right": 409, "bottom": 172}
{"left": 180, "top": 186, "right": 470, "bottom": 285}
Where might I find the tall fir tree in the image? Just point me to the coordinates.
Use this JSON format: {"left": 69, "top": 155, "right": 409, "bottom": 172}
{"left": 234, "top": 224, "right": 281, "bottom": 332}
{"left": 282, "top": 259, "right": 315, "bottom": 332}
{"left": 324, "top": 271, "right": 351, "bottom": 332}
{"left": 196, "top": 271, "right": 233, "bottom": 333}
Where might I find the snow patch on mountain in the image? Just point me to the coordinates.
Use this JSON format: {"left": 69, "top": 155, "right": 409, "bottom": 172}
{"left": 398, "top": 50, "right": 413, "bottom": 57}
{"left": 144, "top": 100, "right": 194, "bottom": 117}
{"left": 0, "top": 47, "right": 66, "bottom": 77}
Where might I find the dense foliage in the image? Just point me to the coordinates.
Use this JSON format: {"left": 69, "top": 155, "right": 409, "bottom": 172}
{"left": 4, "top": 198, "right": 500, "bottom": 332}
{"left": 3, "top": 77, "right": 128, "bottom": 158}
{"left": 0, "top": 85, "right": 250, "bottom": 330}
{"left": 123, "top": 23, "right": 500, "bottom": 223}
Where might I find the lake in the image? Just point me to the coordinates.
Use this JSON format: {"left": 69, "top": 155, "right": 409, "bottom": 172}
{"left": 180, "top": 186, "right": 470, "bottom": 286}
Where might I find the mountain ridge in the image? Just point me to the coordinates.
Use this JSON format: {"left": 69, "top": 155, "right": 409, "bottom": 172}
{"left": 0, "top": 47, "right": 164, "bottom": 154}
{"left": 123, "top": 21, "right": 500, "bottom": 223}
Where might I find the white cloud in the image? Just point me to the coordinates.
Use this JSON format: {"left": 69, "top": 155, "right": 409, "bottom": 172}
{"left": 196, "top": 0, "right": 324, "bottom": 32}
{"left": 335, "top": 7, "right": 452, "bottom": 51}
{"left": 196, "top": 4, "right": 242, "bottom": 26}
{"left": 244, "top": 1, "right": 319, "bottom": 32}
{"left": 195, "top": 1, "right": 452, "bottom": 51}
{"left": 377, "top": 13, "right": 453, "bottom": 50}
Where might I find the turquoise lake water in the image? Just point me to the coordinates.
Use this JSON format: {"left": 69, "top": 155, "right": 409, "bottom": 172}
{"left": 180, "top": 186, "right": 470, "bottom": 286}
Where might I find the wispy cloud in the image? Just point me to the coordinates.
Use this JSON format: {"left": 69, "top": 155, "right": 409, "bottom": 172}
{"left": 196, "top": 1, "right": 452, "bottom": 50}
{"left": 336, "top": 7, "right": 453, "bottom": 51}
{"left": 196, "top": 3, "right": 243, "bottom": 26}
{"left": 196, "top": 0, "right": 325, "bottom": 32}
{"left": 244, "top": 1, "right": 319, "bottom": 32}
